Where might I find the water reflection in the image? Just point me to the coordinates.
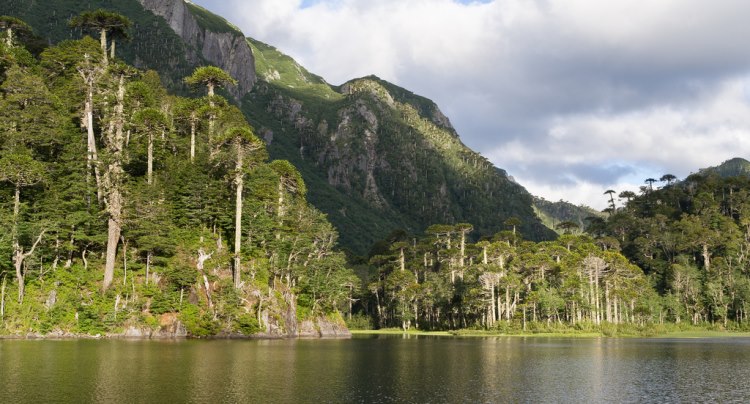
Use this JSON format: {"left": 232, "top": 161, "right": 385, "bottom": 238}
{"left": 3, "top": 336, "right": 750, "bottom": 403}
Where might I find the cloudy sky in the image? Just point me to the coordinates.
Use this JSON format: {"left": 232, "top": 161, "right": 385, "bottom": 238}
{"left": 192, "top": 0, "right": 750, "bottom": 210}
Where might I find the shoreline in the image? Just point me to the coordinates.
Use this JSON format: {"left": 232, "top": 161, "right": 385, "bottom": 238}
{"left": 4, "top": 328, "right": 750, "bottom": 340}
{"left": 350, "top": 329, "right": 750, "bottom": 339}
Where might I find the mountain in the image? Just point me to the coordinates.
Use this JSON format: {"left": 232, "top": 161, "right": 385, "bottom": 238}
{"left": 243, "top": 39, "right": 556, "bottom": 252}
{"left": 2, "top": 0, "right": 556, "bottom": 254}
{"left": 533, "top": 197, "right": 602, "bottom": 234}
{"left": 698, "top": 157, "right": 750, "bottom": 178}
{"left": 0, "top": 0, "right": 255, "bottom": 99}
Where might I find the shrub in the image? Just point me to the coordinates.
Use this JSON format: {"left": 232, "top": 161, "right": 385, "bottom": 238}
{"left": 179, "top": 303, "right": 219, "bottom": 337}
{"left": 234, "top": 313, "right": 260, "bottom": 335}
{"left": 345, "top": 314, "right": 373, "bottom": 330}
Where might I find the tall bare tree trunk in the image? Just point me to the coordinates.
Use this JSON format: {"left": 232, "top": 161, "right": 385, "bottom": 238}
{"left": 99, "top": 28, "right": 108, "bottom": 65}
{"left": 1, "top": 275, "right": 6, "bottom": 321}
{"left": 190, "top": 114, "right": 196, "bottom": 162}
{"left": 14, "top": 231, "right": 45, "bottom": 304}
{"left": 197, "top": 247, "right": 213, "bottom": 309}
{"left": 102, "top": 74, "right": 126, "bottom": 291}
{"left": 147, "top": 133, "right": 153, "bottom": 185}
{"left": 85, "top": 87, "right": 102, "bottom": 203}
{"left": 233, "top": 141, "right": 244, "bottom": 289}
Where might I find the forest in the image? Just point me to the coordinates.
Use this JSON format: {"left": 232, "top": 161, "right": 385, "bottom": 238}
{"left": 3, "top": 11, "right": 750, "bottom": 338}
{"left": 355, "top": 171, "right": 750, "bottom": 334}
{"left": 0, "top": 13, "right": 355, "bottom": 337}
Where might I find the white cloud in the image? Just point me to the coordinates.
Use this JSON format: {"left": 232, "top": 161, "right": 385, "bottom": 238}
{"left": 193, "top": 0, "right": 750, "bottom": 209}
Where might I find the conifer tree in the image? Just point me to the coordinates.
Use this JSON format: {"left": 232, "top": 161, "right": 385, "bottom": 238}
{"left": 69, "top": 10, "right": 131, "bottom": 65}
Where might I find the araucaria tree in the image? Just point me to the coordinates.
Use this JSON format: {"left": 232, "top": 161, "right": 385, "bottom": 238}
{"left": 69, "top": 10, "right": 131, "bottom": 64}
{"left": 218, "top": 126, "right": 266, "bottom": 288}
{"left": 0, "top": 16, "right": 32, "bottom": 48}
{"left": 184, "top": 66, "right": 237, "bottom": 97}
{"left": 0, "top": 15, "right": 357, "bottom": 337}
{"left": 101, "top": 63, "right": 133, "bottom": 290}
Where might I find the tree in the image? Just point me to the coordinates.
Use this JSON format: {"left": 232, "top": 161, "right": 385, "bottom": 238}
{"left": 604, "top": 189, "right": 616, "bottom": 210}
{"left": 504, "top": 217, "right": 521, "bottom": 235}
{"left": 556, "top": 221, "right": 580, "bottom": 234}
{"left": 132, "top": 108, "right": 168, "bottom": 185}
{"left": 645, "top": 178, "right": 657, "bottom": 191}
{"left": 268, "top": 160, "right": 307, "bottom": 220}
{"left": 0, "top": 16, "right": 32, "bottom": 48}
{"left": 0, "top": 149, "right": 46, "bottom": 303}
{"left": 173, "top": 98, "right": 204, "bottom": 162}
{"left": 184, "top": 66, "right": 237, "bottom": 98}
{"left": 69, "top": 10, "right": 131, "bottom": 65}
{"left": 75, "top": 52, "right": 106, "bottom": 202}
{"left": 101, "top": 63, "right": 135, "bottom": 290}
{"left": 660, "top": 174, "right": 677, "bottom": 186}
{"left": 618, "top": 190, "right": 636, "bottom": 204}
{"left": 218, "top": 126, "right": 266, "bottom": 288}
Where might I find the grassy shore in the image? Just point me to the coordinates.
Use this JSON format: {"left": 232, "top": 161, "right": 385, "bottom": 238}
{"left": 350, "top": 327, "right": 750, "bottom": 339}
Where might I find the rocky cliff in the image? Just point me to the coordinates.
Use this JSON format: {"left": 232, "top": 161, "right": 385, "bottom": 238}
{"left": 139, "top": 0, "right": 256, "bottom": 98}
{"left": 0, "top": 0, "right": 255, "bottom": 98}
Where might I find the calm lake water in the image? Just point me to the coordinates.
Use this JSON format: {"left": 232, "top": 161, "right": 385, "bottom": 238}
{"left": 1, "top": 335, "right": 750, "bottom": 403}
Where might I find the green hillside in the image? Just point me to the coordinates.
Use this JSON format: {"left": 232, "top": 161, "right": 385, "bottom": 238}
{"left": 245, "top": 40, "right": 555, "bottom": 253}
{"left": 0, "top": 0, "right": 196, "bottom": 91}
{"left": 533, "top": 197, "right": 603, "bottom": 234}
{"left": 698, "top": 157, "right": 750, "bottom": 178}
{"left": 0, "top": 20, "right": 353, "bottom": 337}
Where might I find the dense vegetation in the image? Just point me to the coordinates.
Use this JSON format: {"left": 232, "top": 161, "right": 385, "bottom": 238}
{"left": 533, "top": 196, "right": 601, "bottom": 235}
{"left": 355, "top": 225, "right": 656, "bottom": 333}
{"left": 353, "top": 166, "right": 750, "bottom": 334}
{"left": 4, "top": 4, "right": 750, "bottom": 339}
{"left": 591, "top": 167, "right": 750, "bottom": 326}
{"left": 0, "top": 0, "right": 199, "bottom": 94}
{"left": 0, "top": 16, "right": 355, "bottom": 337}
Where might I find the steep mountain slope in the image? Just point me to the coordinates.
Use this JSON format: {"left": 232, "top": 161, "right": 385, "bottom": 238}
{"left": 2, "top": 0, "right": 555, "bottom": 254}
{"left": 0, "top": 0, "right": 254, "bottom": 98}
{"left": 533, "top": 197, "right": 602, "bottom": 233}
{"left": 244, "top": 39, "right": 556, "bottom": 252}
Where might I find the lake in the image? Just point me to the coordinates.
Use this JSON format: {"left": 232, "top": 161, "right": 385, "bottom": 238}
{"left": 1, "top": 335, "right": 750, "bottom": 403}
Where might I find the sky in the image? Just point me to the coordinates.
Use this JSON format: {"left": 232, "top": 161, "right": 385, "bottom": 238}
{"left": 191, "top": 0, "right": 750, "bottom": 210}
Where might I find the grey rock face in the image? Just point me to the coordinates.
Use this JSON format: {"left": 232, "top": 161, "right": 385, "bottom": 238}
{"left": 139, "top": 0, "right": 256, "bottom": 99}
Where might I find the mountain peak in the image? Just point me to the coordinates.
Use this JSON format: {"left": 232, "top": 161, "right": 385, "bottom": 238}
{"left": 699, "top": 157, "right": 750, "bottom": 178}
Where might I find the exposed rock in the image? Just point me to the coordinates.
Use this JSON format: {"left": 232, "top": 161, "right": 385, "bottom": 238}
{"left": 45, "top": 290, "right": 57, "bottom": 310}
{"left": 298, "top": 317, "right": 352, "bottom": 338}
{"left": 122, "top": 326, "right": 150, "bottom": 338}
{"left": 156, "top": 313, "right": 188, "bottom": 338}
{"left": 430, "top": 106, "right": 455, "bottom": 132}
{"left": 139, "top": 0, "right": 256, "bottom": 99}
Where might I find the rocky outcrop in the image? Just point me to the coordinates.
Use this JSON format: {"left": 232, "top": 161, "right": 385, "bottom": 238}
{"left": 139, "top": 0, "right": 256, "bottom": 99}
{"left": 298, "top": 318, "right": 352, "bottom": 338}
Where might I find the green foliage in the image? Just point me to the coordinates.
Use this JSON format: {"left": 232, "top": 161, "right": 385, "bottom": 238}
{"left": 179, "top": 303, "right": 219, "bottom": 337}
{"left": 69, "top": 9, "right": 131, "bottom": 37}
{"left": 234, "top": 313, "right": 261, "bottom": 335}
{"left": 534, "top": 197, "right": 602, "bottom": 234}
{"left": 593, "top": 170, "right": 750, "bottom": 326}
{"left": 185, "top": 3, "right": 241, "bottom": 35}
{"left": 244, "top": 43, "right": 557, "bottom": 253}
{"left": 185, "top": 66, "right": 237, "bottom": 96}
{"left": 0, "top": 22, "right": 357, "bottom": 338}
{"left": 1, "top": 0, "right": 194, "bottom": 93}
{"left": 345, "top": 313, "right": 374, "bottom": 330}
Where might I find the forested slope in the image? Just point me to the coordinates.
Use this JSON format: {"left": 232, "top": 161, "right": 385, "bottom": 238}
{"left": 0, "top": 18, "right": 353, "bottom": 337}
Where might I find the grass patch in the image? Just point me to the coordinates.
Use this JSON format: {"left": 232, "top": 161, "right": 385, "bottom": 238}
{"left": 350, "top": 322, "right": 750, "bottom": 338}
